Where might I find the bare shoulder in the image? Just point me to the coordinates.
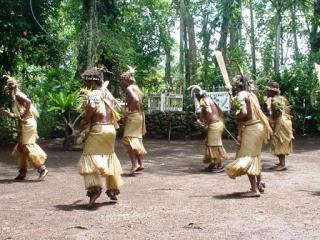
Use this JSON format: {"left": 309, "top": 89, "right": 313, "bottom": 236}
{"left": 16, "top": 91, "right": 30, "bottom": 102}
{"left": 203, "top": 96, "right": 212, "bottom": 105}
{"left": 16, "top": 91, "right": 27, "bottom": 98}
{"left": 126, "top": 85, "right": 135, "bottom": 94}
{"left": 127, "top": 84, "right": 142, "bottom": 98}
{"left": 127, "top": 85, "right": 135, "bottom": 91}
{"left": 237, "top": 90, "right": 248, "bottom": 100}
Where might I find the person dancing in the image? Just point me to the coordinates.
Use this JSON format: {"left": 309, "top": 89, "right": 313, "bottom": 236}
{"left": 0, "top": 75, "right": 48, "bottom": 180}
{"left": 77, "top": 68, "right": 123, "bottom": 207}
{"left": 226, "top": 75, "right": 272, "bottom": 197}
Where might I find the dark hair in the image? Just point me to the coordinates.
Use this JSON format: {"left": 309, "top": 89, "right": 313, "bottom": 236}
{"left": 81, "top": 67, "right": 103, "bottom": 84}
{"left": 193, "top": 88, "right": 201, "bottom": 97}
{"left": 236, "top": 75, "right": 250, "bottom": 90}
{"left": 268, "top": 81, "right": 280, "bottom": 89}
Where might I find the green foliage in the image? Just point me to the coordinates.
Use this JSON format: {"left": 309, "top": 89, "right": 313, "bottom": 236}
{"left": 0, "top": 0, "right": 320, "bottom": 141}
{"left": 48, "top": 91, "right": 81, "bottom": 114}
{"left": 256, "top": 59, "right": 320, "bottom": 134}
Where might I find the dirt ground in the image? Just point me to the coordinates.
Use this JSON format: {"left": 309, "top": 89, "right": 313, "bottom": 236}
{"left": 0, "top": 136, "right": 320, "bottom": 240}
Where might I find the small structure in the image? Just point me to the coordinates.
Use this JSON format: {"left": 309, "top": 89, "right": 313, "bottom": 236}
{"left": 147, "top": 94, "right": 163, "bottom": 113}
{"left": 147, "top": 93, "right": 184, "bottom": 140}
{"left": 148, "top": 93, "right": 183, "bottom": 113}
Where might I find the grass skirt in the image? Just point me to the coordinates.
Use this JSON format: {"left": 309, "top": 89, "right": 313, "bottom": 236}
{"left": 203, "top": 146, "right": 228, "bottom": 164}
{"left": 271, "top": 117, "right": 294, "bottom": 155}
{"left": 12, "top": 143, "right": 47, "bottom": 169}
{"left": 226, "top": 122, "right": 265, "bottom": 178}
{"left": 203, "top": 121, "right": 228, "bottom": 164}
{"left": 12, "top": 117, "right": 46, "bottom": 169}
{"left": 78, "top": 124, "right": 123, "bottom": 190}
{"left": 122, "top": 137, "right": 147, "bottom": 155}
{"left": 78, "top": 153, "right": 123, "bottom": 189}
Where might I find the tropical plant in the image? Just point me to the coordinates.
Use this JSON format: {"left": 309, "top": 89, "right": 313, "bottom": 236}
{"left": 48, "top": 90, "right": 85, "bottom": 149}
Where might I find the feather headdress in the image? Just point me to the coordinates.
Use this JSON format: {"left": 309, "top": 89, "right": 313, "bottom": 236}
{"left": 187, "top": 85, "right": 207, "bottom": 98}
{"left": 2, "top": 75, "right": 19, "bottom": 90}
{"left": 121, "top": 65, "right": 136, "bottom": 82}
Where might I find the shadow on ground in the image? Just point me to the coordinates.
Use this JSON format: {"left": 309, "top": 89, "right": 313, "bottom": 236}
{"left": 0, "top": 179, "right": 42, "bottom": 184}
{"left": 55, "top": 200, "right": 117, "bottom": 211}
{"left": 297, "top": 190, "right": 320, "bottom": 197}
{"left": 213, "top": 191, "right": 262, "bottom": 200}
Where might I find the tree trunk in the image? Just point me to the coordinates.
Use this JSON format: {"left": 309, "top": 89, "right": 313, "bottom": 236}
{"left": 75, "top": 0, "right": 97, "bottom": 78}
{"left": 310, "top": 0, "right": 320, "bottom": 55}
{"left": 229, "top": 0, "right": 242, "bottom": 51}
{"left": 184, "top": 22, "right": 191, "bottom": 88}
{"left": 290, "top": 1, "right": 300, "bottom": 63}
{"left": 86, "top": 0, "right": 96, "bottom": 68}
{"left": 186, "top": 6, "right": 197, "bottom": 85}
{"left": 179, "top": 0, "right": 186, "bottom": 93}
{"left": 165, "top": 45, "right": 173, "bottom": 92}
{"left": 274, "top": 10, "right": 281, "bottom": 74}
{"left": 217, "top": 0, "right": 235, "bottom": 56}
{"left": 201, "top": 10, "right": 212, "bottom": 83}
{"left": 249, "top": 0, "right": 256, "bottom": 79}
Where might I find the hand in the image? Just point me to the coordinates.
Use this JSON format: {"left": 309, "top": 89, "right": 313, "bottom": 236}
{"left": 196, "top": 119, "right": 206, "bottom": 128}
{"left": 0, "top": 108, "right": 15, "bottom": 118}
{"left": 0, "top": 107, "right": 7, "bottom": 114}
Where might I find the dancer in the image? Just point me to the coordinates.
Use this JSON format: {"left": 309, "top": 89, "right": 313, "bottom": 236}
{"left": 0, "top": 75, "right": 48, "bottom": 180}
{"left": 266, "top": 82, "right": 294, "bottom": 171}
{"left": 188, "top": 85, "right": 228, "bottom": 172}
{"left": 121, "top": 67, "right": 147, "bottom": 175}
{"left": 226, "top": 75, "right": 272, "bottom": 197}
{"left": 77, "top": 67, "right": 123, "bottom": 207}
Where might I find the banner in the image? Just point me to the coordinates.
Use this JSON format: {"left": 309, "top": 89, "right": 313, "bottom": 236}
{"left": 195, "top": 92, "right": 230, "bottom": 112}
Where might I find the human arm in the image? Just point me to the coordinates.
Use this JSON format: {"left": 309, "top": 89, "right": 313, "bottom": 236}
{"left": 15, "top": 92, "right": 31, "bottom": 119}
{"left": 0, "top": 107, "right": 17, "bottom": 118}
{"left": 235, "top": 92, "right": 248, "bottom": 120}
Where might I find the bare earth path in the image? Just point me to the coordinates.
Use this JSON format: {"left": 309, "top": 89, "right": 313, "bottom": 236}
{"left": 0, "top": 136, "right": 320, "bottom": 240}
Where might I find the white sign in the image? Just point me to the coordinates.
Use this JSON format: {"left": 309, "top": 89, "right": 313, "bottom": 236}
{"left": 195, "top": 92, "right": 230, "bottom": 112}
{"left": 315, "top": 63, "right": 320, "bottom": 83}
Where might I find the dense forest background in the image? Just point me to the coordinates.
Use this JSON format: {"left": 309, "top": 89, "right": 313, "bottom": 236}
{"left": 0, "top": 0, "right": 320, "bottom": 142}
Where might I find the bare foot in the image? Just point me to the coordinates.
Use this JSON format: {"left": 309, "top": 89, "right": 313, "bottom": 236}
{"left": 274, "top": 166, "right": 287, "bottom": 171}
{"left": 130, "top": 165, "right": 140, "bottom": 175}
{"left": 242, "top": 190, "right": 260, "bottom": 198}
{"left": 135, "top": 166, "right": 145, "bottom": 172}
{"left": 87, "top": 191, "right": 101, "bottom": 208}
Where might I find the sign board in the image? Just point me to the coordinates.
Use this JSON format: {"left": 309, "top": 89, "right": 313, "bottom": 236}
{"left": 195, "top": 91, "right": 230, "bottom": 112}
{"left": 148, "top": 94, "right": 183, "bottom": 113}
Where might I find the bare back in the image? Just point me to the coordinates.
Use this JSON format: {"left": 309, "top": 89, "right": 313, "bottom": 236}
{"left": 200, "top": 96, "right": 222, "bottom": 125}
{"left": 237, "top": 90, "right": 259, "bottom": 122}
{"left": 14, "top": 92, "right": 32, "bottom": 119}
{"left": 125, "top": 84, "right": 142, "bottom": 112}
{"left": 82, "top": 90, "right": 113, "bottom": 128}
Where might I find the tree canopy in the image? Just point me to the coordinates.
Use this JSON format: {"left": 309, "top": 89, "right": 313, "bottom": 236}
{"left": 0, "top": 0, "right": 320, "bottom": 139}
